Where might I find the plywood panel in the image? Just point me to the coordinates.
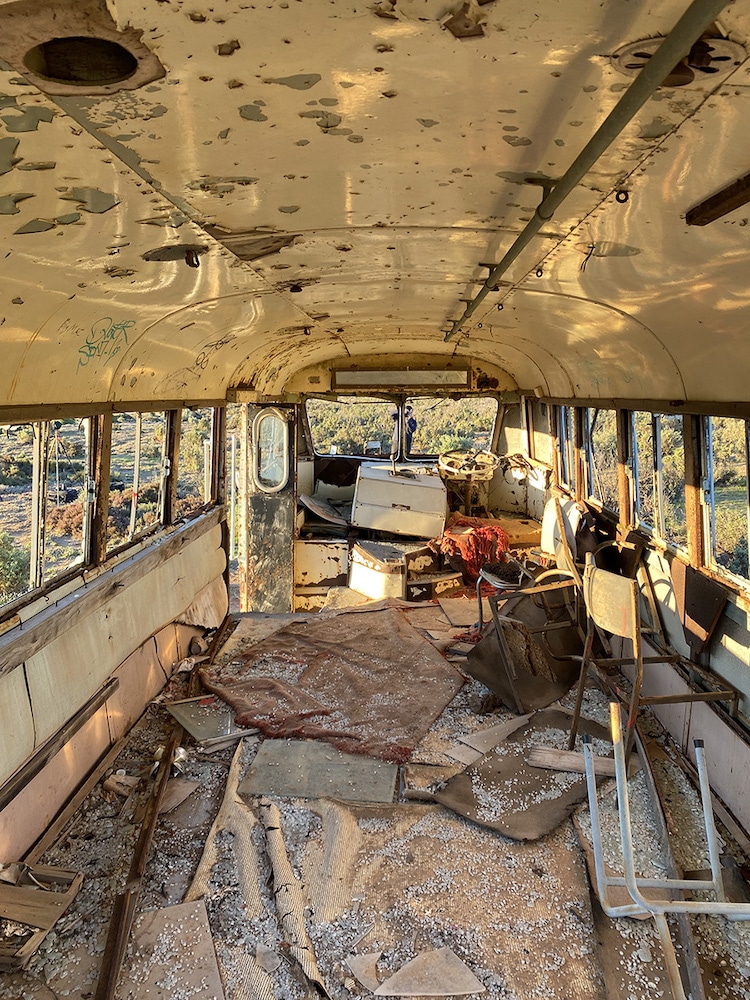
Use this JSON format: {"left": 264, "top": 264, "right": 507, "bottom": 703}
{"left": 0, "top": 711, "right": 110, "bottom": 863}
{"left": 106, "top": 641, "right": 169, "bottom": 741}
{"left": 686, "top": 701, "right": 750, "bottom": 837}
{"left": 0, "top": 668, "right": 35, "bottom": 784}
{"left": 25, "top": 527, "right": 225, "bottom": 745}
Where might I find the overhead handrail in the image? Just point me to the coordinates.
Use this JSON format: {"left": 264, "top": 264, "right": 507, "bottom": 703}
{"left": 444, "top": 0, "right": 731, "bottom": 341}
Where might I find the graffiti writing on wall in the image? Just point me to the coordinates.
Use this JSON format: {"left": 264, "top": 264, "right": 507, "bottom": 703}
{"left": 78, "top": 317, "right": 135, "bottom": 372}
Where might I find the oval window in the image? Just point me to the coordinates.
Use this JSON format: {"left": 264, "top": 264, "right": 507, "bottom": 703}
{"left": 252, "top": 408, "right": 289, "bottom": 493}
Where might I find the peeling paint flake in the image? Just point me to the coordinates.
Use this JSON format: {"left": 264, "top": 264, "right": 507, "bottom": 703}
{"left": 56, "top": 212, "right": 82, "bottom": 225}
{"left": 239, "top": 104, "right": 268, "bottom": 122}
{"left": 639, "top": 118, "right": 672, "bottom": 139}
{"left": 1, "top": 106, "right": 55, "bottom": 132}
{"left": 60, "top": 187, "right": 119, "bottom": 214}
{"left": 217, "top": 40, "right": 241, "bottom": 56}
{"left": 15, "top": 218, "right": 55, "bottom": 234}
{"left": 17, "top": 161, "right": 56, "bottom": 170}
{"left": 0, "top": 136, "right": 20, "bottom": 175}
{"left": 300, "top": 110, "right": 342, "bottom": 130}
{"left": 278, "top": 205, "right": 300, "bottom": 213}
{"left": 503, "top": 135, "right": 532, "bottom": 146}
{"left": 267, "top": 74, "right": 321, "bottom": 90}
{"left": 0, "top": 192, "right": 33, "bottom": 215}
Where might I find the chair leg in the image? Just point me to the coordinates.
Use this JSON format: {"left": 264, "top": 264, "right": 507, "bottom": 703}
{"left": 476, "top": 576, "right": 484, "bottom": 630}
{"left": 568, "top": 624, "right": 595, "bottom": 750}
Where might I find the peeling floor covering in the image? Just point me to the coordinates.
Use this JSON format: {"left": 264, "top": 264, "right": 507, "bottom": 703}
{"left": 2, "top": 610, "right": 750, "bottom": 1000}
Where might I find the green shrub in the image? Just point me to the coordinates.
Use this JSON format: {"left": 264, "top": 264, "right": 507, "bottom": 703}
{"left": 0, "top": 531, "right": 30, "bottom": 599}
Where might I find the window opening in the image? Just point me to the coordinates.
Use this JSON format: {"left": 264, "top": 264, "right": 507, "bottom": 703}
{"left": 252, "top": 408, "right": 289, "bottom": 493}
{"left": 586, "top": 408, "right": 619, "bottom": 514}
{"left": 0, "top": 422, "right": 36, "bottom": 608}
{"left": 405, "top": 396, "right": 499, "bottom": 458}
{"left": 177, "top": 408, "right": 214, "bottom": 516}
{"left": 705, "top": 416, "right": 749, "bottom": 580}
{"left": 108, "top": 411, "right": 167, "bottom": 551}
{"left": 43, "top": 418, "right": 90, "bottom": 582}
{"left": 633, "top": 411, "right": 657, "bottom": 531}
{"left": 305, "top": 398, "right": 395, "bottom": 457}
{"left": 659, "top": 414, "right": 687, "bottom": 548}
{"left": 557, "top": 405, "right": 575, "bottom": 491}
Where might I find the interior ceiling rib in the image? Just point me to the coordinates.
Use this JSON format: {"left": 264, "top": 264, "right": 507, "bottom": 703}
{"left": 0, "top": 0, "right": 748, "bottom": 408}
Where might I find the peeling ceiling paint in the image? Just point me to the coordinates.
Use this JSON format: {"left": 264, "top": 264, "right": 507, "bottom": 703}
{"left": 0, "top": 0, "right": 746, "bottom": 407}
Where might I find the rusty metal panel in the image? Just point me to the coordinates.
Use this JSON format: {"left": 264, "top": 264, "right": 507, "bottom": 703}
{"left": 241, "top": 405, "right": 295, "bottom": 613}
{"left": 244, "top": 492, "right": 295, "bottom": 613}
{"left": 294, "top": 540, "right": 348, "bottom": 589}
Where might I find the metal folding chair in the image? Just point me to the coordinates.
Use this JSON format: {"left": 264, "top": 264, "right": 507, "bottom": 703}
{"left": 582, "top": 702, "right": 750, "bottom": 1000}
{"left": 568, "top": 552, "right": 735, "bottom": 756}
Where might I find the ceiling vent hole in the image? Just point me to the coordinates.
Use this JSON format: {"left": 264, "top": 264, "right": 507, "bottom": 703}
{"left": 24, "top": 37, "right": 138, "bottom": 86}
{"left": 611, "top": 33, "right": 745, "bottom": 87}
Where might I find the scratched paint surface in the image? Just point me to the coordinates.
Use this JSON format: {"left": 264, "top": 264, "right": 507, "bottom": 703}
{"left": 0, "top": 2, "right": 748, "bottom": 404}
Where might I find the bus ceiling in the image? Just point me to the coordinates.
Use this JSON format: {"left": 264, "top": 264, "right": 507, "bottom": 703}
{"left": 0, "top": 0, "right": 748, "bottom": 409}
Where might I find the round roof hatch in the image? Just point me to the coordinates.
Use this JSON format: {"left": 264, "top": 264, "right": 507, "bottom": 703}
{"left": 23, "top": 36, "right": 138, "bottom": 86}
{"left": 611, "top": 35, "right": 745, "bottom": 87}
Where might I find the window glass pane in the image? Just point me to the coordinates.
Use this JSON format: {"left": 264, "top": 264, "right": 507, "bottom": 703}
{"left": 588, "top": 408, "right": 619, "bottom": 514}
{"left": 177, "top": 408, "right": 213, "bottom": 517}
{"left": 306, "top": 398, "right": 394, "bottom": 457}
{"left": 0, "top": 422, "right": 35, "bottom": 607}
{"left": 633, "top": 411, "right": 656, "bottom": 529}
{"left": 659, "top": 414, "right": 687, "bottom": 548}
{"left": 405, "top": 397, "right": 498, "bottom": 457}
{"left": 44, "top": 418, "right": 89, "bottom": 581}
{"left": 255, "top": 411, "right": 288, "bottom": 490}
{"left": 710, "top": 416, "right": 749, "bottom": 579}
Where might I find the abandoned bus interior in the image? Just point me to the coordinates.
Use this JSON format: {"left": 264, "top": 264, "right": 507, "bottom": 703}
{"left": 3, "top": 0, "right": 750, "bottom": 997}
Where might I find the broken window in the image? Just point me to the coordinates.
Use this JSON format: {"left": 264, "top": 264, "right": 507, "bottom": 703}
{"left": 0, "top": 421, "right": 36, "bottom": 608}
{"left": 305, "top": 398, "right": 394, "bottom": 457}
{"left": 43, "top": 418, "right": 90, "bottom": 583}
{"left": 704, "top": 416, "right": 749, "bottom": 581}
{"left": 586, "top": 408, "right": 619, "bottom": 514}
{"left": 556, "top": 405, "right": 576, "bottom": 492}
{"left": 633, "top": 411, "right": 657, "bottom": 530}
{"left": 660, "top": 414, "right": 687, "bottom": 549}
{"left": 177, "top": 408, "right": 214, "bottom": 515}
{"left": 108, "top": 411, "right": 167, "bottom": 552}
{"left": 404, "top": 396, "right": 498, "bottom": 457}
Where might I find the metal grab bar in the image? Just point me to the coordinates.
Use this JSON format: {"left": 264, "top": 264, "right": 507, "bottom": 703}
{"left": 582, "top": 702, "right": 750, "bottom": 999}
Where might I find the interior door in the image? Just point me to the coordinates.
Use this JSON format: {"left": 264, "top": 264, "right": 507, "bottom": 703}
{"left": 239, "top": 404, "right": 295, "bottom": 612}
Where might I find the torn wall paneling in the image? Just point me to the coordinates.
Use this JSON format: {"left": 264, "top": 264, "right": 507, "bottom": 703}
{"left": 0, "top": 622, "right": 199, "bottom": 862}
{"left": 21, "top": 523, "right": 225, "bottom": 748}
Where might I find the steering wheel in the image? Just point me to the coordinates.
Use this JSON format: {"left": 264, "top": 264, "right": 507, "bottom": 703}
{"left": 438, "top": 449, "right": 500, "bottom": 481}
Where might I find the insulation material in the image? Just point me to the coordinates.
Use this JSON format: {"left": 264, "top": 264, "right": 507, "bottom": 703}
{"left": 185, "top": 744, "right": 281, "bottom": 1000}
{"left": 118, "top": 901, "right": 225, "bottom": 1000}
{"left": 429, "top": 514, "right": 510, "bottom": 583}
{"left": 286, "top": 799, "right": 605, "bottom": 999}
{"left": 177, "top": 575, "right": 230, "bottom": 629}
{"left": 257, "top": 798, "right": 329, "bottom": 996}
{"left": 201, "top": 609, "right": 464, "bottom": 763}
{"left": 432, "top": 710, "right": 609, "bottom": 840}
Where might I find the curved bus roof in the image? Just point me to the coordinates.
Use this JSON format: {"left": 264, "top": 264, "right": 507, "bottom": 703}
{"left": 0, "top": 0, "right": 748, "bottom": 411}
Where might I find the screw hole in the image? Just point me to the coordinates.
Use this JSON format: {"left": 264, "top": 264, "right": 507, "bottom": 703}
{"left": 616, "top": 190, "right": 629, "bottom": 203}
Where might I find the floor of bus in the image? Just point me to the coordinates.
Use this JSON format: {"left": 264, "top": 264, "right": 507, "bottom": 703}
{"left": 2, "top": 602, "right": 750, "bottom": 1000}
